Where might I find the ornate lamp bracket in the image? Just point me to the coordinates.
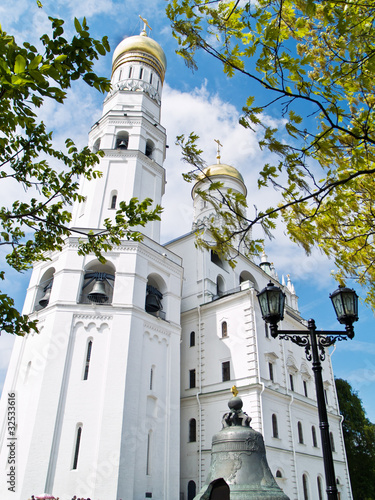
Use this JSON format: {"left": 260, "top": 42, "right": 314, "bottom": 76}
{"left": 279, "top": 333, "right": 312, "bottom": 361}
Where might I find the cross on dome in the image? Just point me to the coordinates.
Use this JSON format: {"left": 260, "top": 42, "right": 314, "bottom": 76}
{"left": 139, "top": 15, "right": 152, "bottom": 36}
{"left": 214, "top": 138, "right": 223, "bottom": 164}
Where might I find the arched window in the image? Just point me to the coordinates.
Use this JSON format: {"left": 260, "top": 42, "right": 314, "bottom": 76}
{"left": 72, "top": 425, "right": 82, "bottom": 470}
{"left": 317, "top": 476, "right": 323, "bottom": 500}
{"left": 115, "top": 131, "right": 129, "bottom": 150}
{"left": 221, "top": 321, "right": 228, "bottom": 338}
{"left": 80, "top": 261, "right": 115, "bottom": 305}
{"left": 150, "top": 367, "right": 154, "bottom": 390}
{"left": 298, "top": 421, "right": 304, "bottom": 444}
{"left": 189, "top": 418, "right": 196, "bottom": 442}
{"left": 111, "top": 194, "right": 117, "bottom": 209}
{"left": 190, "top": 331, "right": 195, "bottom": 347}
{"left": 83, "top": 340, "right": 93, "bottom": 380}
{"left": 145, "top": 274, "right": 166, "bottom": 320}
{"left": 216, "top": 275, "right": 225, "bottom": 296}
{"left": 302, "top": 474, "right": 309, "bottom": 500}
{"left": 272, "top": 414, "right": 279, "bottom": 438}
{"left": 145, "top": 139, "right": 154, "bottom": 158}
{"left": 276, "top": 470, "right": 282, "bottom": 478}
{"left": 93, "top": 138, "right": 101, "bottom": 153}
{"left": 330, "top": 432, "right": 336, "bottom": 452}
{"left": 35, "top": 268, "right": 55, "bottom": 311}
{"left": 312, "top": 425, "right": 318, "bottom": 447}
{"left": 188, "top": 480, "right": 196, "bottom": 500}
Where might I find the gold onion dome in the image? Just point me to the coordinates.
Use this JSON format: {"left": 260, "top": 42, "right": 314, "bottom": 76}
{"left": 197, "top": 163, "right": 245, "bottom": 185}
{"left": 112, "top": 29, "right": 167, "bottom": 82}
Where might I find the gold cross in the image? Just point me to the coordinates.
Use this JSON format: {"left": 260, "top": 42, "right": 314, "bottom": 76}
{"left": 214, "top": 139, "right": 223, "bottom": 163}
{"left": 139, "top": 15, "right": 152, "bottom": 33}
{"left": 231, "top": 385, "right": 238, "bottom": 397}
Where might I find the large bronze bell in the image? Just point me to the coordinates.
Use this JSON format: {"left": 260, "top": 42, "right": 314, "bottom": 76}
{"left": 194, "top": 391, "right": 290, "bottom": 500}
{"left": 87, "top": 279, "right": 109, "bottom": 303}
{"left": 145, "top": 285, "right": 163, "bottom": 313}
{"left": 145, "top": 292, "right": 162, "bottom": 312}
{"left": 39, "top": 285, "right": 52, "bottom": 308}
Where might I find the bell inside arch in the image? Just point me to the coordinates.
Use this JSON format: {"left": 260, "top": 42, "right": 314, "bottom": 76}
{"left": 145, "top": 285, "right": 163, "bottom": 313}
{"left": 88, "top": 279, "right": 109, "bottom": 304}
{"left": 117, "top": 140, "right": 128, "bottom": 149}
{"left": 39, "top": 284, "right": 52, "bottom": 308}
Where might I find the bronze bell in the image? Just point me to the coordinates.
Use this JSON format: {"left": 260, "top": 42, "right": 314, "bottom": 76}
{"left": 87, "top": 280, "right": 108, "bottom": 303}
{"left": 145, "top": 292, "right": 162, "bottom": 312}
{"left": 39, "top": 285, "right": 52, "bottom": 308}
{"left": 194, "top": 392, "right": 290, "bottom": 500}
{"left": 117, "top": 140, "right": 128, "bottom": 149}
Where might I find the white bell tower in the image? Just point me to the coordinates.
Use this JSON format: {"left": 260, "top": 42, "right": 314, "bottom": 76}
{"left": 71, "top": 18, "right": 167, "bottom": 243}
{"left": 0, "top": 22, "right": 182, "bottom": 500}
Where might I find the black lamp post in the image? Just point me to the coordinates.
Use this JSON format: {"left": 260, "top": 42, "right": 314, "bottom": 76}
{"left": 257, "top": 282, "right": 358, "bottom": 500}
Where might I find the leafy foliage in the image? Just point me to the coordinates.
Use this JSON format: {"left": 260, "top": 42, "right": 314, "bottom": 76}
{"left": 335, "top": 378, "right": 375, "bottom": 499}
{"left": 0, "top": 16, "right": 162, "bottom": 335}
{"left": 167, "top": 0, "right": 375, "bottom": 307}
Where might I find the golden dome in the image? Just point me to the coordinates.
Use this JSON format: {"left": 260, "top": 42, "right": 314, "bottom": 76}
{"left": 112, "top": 32, "right": 167, "bottom": 81}
{"left": 196, "top": 163, "right": 245, "bottom": 184}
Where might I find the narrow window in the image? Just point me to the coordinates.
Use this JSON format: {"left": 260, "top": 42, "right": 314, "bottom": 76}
{"left": 222, "top": 361, "right": 230, "bottom": 382}
{"left": 188, "top": 481, "right": 196, "bottom": 500}
{"left": 312, "top": 426, "right": 318, "bottom": 447}
{"left": 83, "top": 340, "right": 92, "bottom": 381}
{"left": 146, "top": 431, "right": 151, "bottom": 475}
{"left": 118, "top": 69, "right": 122, "bottom": 81}
{"left": 324, "top": 389, "right": 328, "bottom": 404}
{"left": 150, "top": 367, "right": 153, "bottom": 390}
{"left": 221, "top": 321, "right": 228, "bottom": 338}
{"left": 268, "top": 362, "right": 274, "bottom": 382}
{"left": 111, "top": 194, "right": 117, "bottom": 209}
{"left": 189, "top": 369, "right": 196, "bottom": 389}
{"left": 298, "top": 421, "right": 304, "bottom": 444}
{"left": 128, "top": 66, "right": 133, "bottom": 78}
{"left": 272, "top": 414, "right": 279, "bottom": 438}
{"left": 289, "top": 373, "right": 294, "bottom": 391}
{"left": 317, "top": 476, "right": 323, "bottom": 500}
{"left": 149, "top": 72, "right": 153, "bottom": 84}
{"left": 302, "top": 474, "right": 309, "bottom": 500}
{"left": 276, "top": 470, "right": 282, "bottom": 478}
{"left": 139, "top": 67, "right": 143, "bottom": 80}
{"left": 72, "top": 426, "right": 82, "bottom": 470}
{"left": 189, "top": 419, "right": 196, "bottom": 442}
{"left": 303, "top": 380, "right": 308, "bottom": 397}
{"left": 190, "top": 331, "right": 195, "bottom": 347}
{"left": 265, "top": 323, "right": 269, "bottom": 338}
{"left": 330, "top": 432, "right": 335, "bottom": 452}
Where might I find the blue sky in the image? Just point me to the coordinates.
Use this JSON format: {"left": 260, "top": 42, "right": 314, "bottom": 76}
{"left": 1, "top": 0, "right": 375, "bottom": 421}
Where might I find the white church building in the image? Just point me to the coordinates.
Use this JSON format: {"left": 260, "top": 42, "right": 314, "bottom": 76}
{"left": 0, "top": 23, "right": 352, "bottom": 500}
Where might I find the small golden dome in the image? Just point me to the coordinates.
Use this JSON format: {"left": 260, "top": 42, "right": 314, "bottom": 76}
{"left": 196, "top": 163, "right": 245, "bottom": 184}
{"left": 112, "top": 32, "right": 167, "bottom": 81}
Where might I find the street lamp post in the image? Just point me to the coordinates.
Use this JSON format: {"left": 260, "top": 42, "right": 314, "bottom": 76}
{"left": 257, "top": 282, "right": 359, "bottom": 500}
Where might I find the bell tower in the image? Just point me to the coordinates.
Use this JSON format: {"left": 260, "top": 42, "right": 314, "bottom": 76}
{"left": 0, "top": 22, "right": 182, "bottom": 500}
{"left": 70, "top": 18, "right": 167, "bottom": 243}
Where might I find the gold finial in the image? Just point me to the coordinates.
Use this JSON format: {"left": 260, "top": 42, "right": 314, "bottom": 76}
{"left": 231, "top": 385, "right": 238, "bottom": 397}
{"left": 139, "top": 15, "right": 152, "bottom": 35}
{"left": 214, "top": 139, "right": 223, "bottom": 164}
